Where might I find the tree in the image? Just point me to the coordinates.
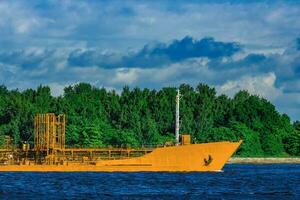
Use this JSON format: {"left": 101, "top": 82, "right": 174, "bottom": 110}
{"left": 0, "top": 82, "right": 298, "bottom": 156}
{"left": 230, "top": 122, "right": 263, "bottom": 156}
{"left": 283, "top": 121, "right": 300, "bottom": 156}
{"left": 194, "top": 83, "right": 216, "bottom": 142}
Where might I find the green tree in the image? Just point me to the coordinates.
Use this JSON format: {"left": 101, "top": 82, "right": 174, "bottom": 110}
{"left": 230, "top": 122, "right": 263, "bottom": 156}
{"left": 194, "top": 83, "right": 216, "bottom": 142}
{"left": 0, "top": 82, "right": 298, "bottom": 157}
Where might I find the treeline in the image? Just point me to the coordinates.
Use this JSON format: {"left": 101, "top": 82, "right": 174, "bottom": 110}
{"left": 0, "top": 83, "right": 299, "bottom": 156}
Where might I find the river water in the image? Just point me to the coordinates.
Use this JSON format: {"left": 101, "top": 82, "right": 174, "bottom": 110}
{"left": 0, "top": 164, "right": 299, "bottom": 199}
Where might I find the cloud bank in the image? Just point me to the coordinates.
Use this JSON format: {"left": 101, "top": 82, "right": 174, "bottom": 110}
{"left": 67, "top": 37, "right": 241, "bottom": 68}
{"left": 0, "top": 0, "right": 300, "bottom": 120}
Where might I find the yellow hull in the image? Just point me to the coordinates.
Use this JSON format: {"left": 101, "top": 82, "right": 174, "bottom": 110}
{"left": 0, "top": 140, "right": 242, "bottom": 172}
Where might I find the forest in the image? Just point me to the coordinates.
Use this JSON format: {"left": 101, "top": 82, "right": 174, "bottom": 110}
{"left": 0, "top": 83, "right": 299, "bottom": 157}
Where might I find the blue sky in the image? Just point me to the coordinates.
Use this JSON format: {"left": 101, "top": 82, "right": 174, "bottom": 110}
{"left": 0, "top": 0, "right": 300, "bottom": 120}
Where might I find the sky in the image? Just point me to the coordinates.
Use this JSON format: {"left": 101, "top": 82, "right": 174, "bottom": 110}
{"left": 0, "top": 0, "right": 300, "bottom": 120}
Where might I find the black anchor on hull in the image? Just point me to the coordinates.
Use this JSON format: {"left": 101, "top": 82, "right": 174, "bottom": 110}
{"left": 204, "top": 155, "right": 213, "bottom": 166}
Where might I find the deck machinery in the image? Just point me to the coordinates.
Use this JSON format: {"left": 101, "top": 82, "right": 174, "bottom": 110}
{"left": 0, "top": 113, "right": 154, "bottom": 166}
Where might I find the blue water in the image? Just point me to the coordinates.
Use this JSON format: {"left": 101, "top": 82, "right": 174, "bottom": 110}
{"left": 0, "top": 164, "right": 299, "bottom": 199}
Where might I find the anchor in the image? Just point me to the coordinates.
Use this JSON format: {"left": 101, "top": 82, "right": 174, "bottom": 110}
{"left": 204, "top": 154, "right": 213, "bottom": 166}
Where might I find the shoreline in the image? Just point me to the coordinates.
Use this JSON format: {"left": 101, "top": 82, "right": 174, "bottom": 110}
{"left": 227, "top": 157, "right": 300, "bottom": 164}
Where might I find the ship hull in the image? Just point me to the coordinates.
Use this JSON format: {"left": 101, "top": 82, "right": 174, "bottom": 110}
{"left": 0, "top": 141, "right": 242, "bottom": 172}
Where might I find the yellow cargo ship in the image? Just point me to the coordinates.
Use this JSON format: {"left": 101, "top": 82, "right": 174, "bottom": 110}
{"left": 0, "top": 90, "right": 242, "bottom": 172}
{"left": 0, "top": 140, "right": 242, "bottom": 172}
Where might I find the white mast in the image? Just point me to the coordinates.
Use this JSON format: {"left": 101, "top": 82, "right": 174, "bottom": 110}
{"left": 175, "top": 89, "right": 180, "bottom": 144}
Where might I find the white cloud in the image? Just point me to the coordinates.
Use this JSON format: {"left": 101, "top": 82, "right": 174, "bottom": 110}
{"left": 48, "top": 82, "right": 66, "bottom": 97}
{"left": 111, "top": 68, "right": 139, "bottom": 84}
{"left": 15, "top": 18, "right": 40, "bottom": 34}
{"left": 216, "top": 72, "right": 281, "bottom": 101}
{"left": 215, "top": 72, "right": 300, "bottom": 120}
{"left": 0, "top": 2, "right": 50, "bottom": 36}
{"left": 1, "top": 1, "right": 300, "bottom": 50}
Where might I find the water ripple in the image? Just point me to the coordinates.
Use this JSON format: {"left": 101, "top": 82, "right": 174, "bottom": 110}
{"left": 0, "top": 164, "right": 299, "bottom": 199}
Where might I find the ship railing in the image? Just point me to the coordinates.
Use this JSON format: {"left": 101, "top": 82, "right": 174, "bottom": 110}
{"left": 64, "top": 144, "right": 165, "bottom": 150}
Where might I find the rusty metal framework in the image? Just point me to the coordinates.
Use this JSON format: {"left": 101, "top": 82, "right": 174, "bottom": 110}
{"left": 34, "top": 113, "right": 65, "bottom": 153}
{"left": 0, "top": 113, "right": 156, "bottom": 165}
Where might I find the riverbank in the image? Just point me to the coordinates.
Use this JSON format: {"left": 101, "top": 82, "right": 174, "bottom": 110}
{"left": 227, "top": 157, "right": 300, "bottom": 164}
